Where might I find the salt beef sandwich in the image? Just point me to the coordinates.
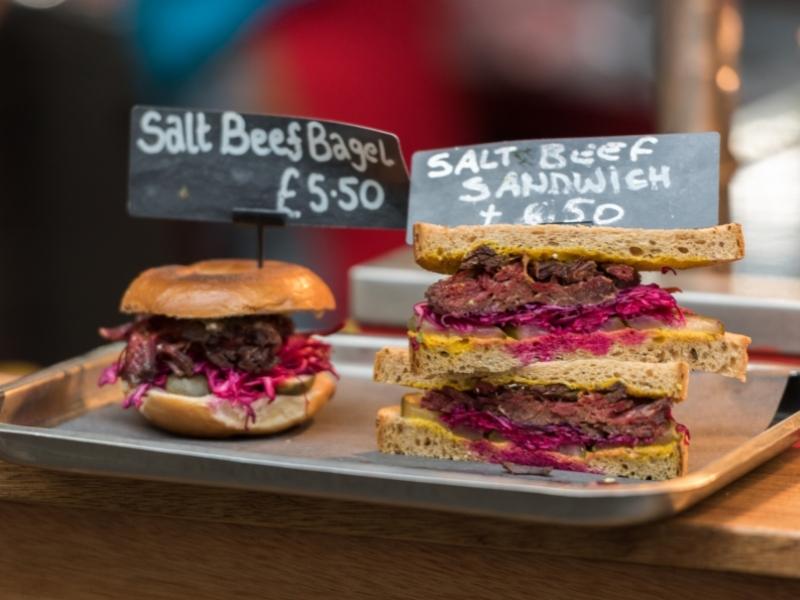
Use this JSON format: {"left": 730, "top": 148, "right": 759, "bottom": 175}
{"left": 410, "top": 223, "right": 751, "bottom": 379}
{"left": 375, "top": 350, "right": 690, "bottom": 480}
{"left": 99, "top": 259, "right": 337, "bottom": 438}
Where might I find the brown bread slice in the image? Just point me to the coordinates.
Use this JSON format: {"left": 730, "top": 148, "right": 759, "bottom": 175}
{"left": 413, "top": 222, "right": 744, "bottom": 274}
{"left": 374, "top": 347, "right": 689, "bottom": 400}
{"left": 409, "top": 329, "right": 750, "bottom": 381}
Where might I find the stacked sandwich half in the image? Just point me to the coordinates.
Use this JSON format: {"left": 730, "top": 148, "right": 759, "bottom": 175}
{"left": 374, "top": 223, "right": 750, "bottom": 480}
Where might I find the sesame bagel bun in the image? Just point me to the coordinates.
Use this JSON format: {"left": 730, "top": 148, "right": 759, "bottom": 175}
{"left": 120, "top": 259, "right": 335, "bottom": 318}
{"left": 138, "top": 371, "right": 337, "bottom": 438}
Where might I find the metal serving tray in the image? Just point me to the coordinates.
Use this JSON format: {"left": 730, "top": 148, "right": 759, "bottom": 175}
{"left": 0, "top": 334, "right": 798, "bottom": 526}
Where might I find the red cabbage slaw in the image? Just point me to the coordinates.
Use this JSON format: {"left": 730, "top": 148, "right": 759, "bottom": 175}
{"left": 99, "top": 334, "right": 335, "bottom": 422}
{"left": 414, "top": 284, "right": 683, "bottom": 334}
{"left": 438, "top": 405, "right": 657, "bottom": 451}
{"left": 508, "top": 329, "right": 648, "bottom": 362}
{"left": 469, "top": 439, "right": 595, "bottom": 471}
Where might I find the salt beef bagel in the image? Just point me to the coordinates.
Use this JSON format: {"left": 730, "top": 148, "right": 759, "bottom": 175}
{"left": 117, "top": 259, "right": 337, "bottom": 438}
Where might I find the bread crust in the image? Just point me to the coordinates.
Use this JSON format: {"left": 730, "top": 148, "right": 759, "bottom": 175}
{"left": 413, "top": 222, "right": 745, "bottom": 273}
{"left": 138, "top": 371, "right": 336, "bottom": 438}
{"left": 121, "top": 259, "right": 335, "bottom": 318}
{"left": 410, "top": 329, "right": 750, "bottom": 381}
{"left": 376, "top": 406, "right": 687, "bottom": 480}
{"left": 374, "top": 347, "right": 689, "bottom": 400}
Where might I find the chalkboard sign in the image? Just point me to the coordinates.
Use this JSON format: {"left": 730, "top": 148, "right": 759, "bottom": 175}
{"left": 129, "top": 106, "right": 409, "bottom": 229}
{"left": 407, "top": 132, "right": 719, "bottom": 241}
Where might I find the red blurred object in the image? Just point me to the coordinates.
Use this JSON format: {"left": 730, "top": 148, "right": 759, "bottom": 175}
{"left": 264, "top": 0, "right": 475, "bottom": 163}
{"left": 251, "top": 0, "right": 478, "bottom": 315}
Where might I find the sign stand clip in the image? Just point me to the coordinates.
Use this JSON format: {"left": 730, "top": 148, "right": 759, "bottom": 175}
{"left": 232, "top": 208, "right": 287, "bottom": 268}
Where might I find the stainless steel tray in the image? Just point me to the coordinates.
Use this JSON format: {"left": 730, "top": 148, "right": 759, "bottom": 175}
{"left": 0, "top": 333, "right": 798, "bottom": 526}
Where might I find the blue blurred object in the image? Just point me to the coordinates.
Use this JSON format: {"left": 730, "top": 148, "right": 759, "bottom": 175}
{"left": 131, "top": 0, "right": 288, "bottom": 90}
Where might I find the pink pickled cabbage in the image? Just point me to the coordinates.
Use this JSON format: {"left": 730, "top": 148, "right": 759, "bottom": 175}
{"left": 675, "top": 421, "right": 691, "bottom": 443}
{"left": 439, "top": 405, "right": 654, "bottom": 450}
{"left": 469, "top": 440, "right": 594, "bottom": 472}
{"left": 414, "top": 284, "right": 683, "bottom": 334}
{"left": 100, "top": 335, "right": 335, "bottom": 423}
{"left": 198, "top": 335, "right": 335, "bottom": 422}
{"left": 98, "top": 364, "right": 167, "bottom": 410}
{"left": 508, "top": 329, "right": 647, "bottom": 362}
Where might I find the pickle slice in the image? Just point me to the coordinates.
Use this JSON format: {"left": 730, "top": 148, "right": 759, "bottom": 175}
{"left": 485, "top": 431, "right": 508, "bottom": 443}
{"left": 502, "top": 324, "right": 546, "bottom": 340}
{"left": 402, "top": 394, "right": 485, "bottom": 441}
{"left": 682, "top": 314, "right": 724, "bottom": 334}
{"left": 401, "top": 393, "right": 439, "bottom": 421}
{"left": 165, "top": 375, "right": 209, "bottom": 397}
{"left": 276, "top": 375, "right": 314, "bottom": 395}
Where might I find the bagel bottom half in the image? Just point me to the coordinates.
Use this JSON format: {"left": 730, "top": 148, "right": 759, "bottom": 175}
{"left": 137, "top": 372, "right": 336, "bottom": 438}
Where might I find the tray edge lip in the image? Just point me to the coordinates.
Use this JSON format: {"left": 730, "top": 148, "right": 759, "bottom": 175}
{"left": 0, "top": 423, "right": 691, "bottom": 526}
{"left": 0, "top": 420, "right": 725, "bottom": 500}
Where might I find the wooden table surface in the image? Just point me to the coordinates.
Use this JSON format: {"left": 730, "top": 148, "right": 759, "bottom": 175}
{"left": 0, "top": 442, "right": 799, "bottom": 599}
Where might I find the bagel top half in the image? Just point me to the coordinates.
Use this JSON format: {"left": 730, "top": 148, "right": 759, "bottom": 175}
{"left": 120, "top": 259, "right": 335, "bottom": 318}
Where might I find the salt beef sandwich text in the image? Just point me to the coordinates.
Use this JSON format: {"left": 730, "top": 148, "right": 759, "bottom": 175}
{"left": 375, "top": 350, "right": 690, "bottom": 480}
{"left": 410, "top": 223, "right": 750, "bottom": 379}
{"left": 99, "top": 259, "right": 337, "bottom": 438}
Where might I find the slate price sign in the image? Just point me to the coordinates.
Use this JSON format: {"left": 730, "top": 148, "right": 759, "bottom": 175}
{"left": 407, "top": 132, "right": 719, "bottom": 241}
{"left": 129, "top": 106, "right": 409, "bottom": 228}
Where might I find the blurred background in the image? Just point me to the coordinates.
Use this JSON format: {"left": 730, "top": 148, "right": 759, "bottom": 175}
{"left": 1, "top": 0, "right": 799, "bottom": 366}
